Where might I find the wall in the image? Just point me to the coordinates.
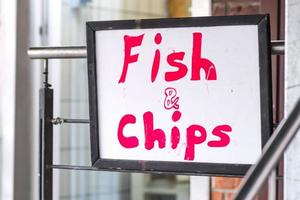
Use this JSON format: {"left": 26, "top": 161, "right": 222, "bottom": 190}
{"left": 284, "top": 0, "right": 300, "bottom": 199}
{"left": 0, "top": 0, "right": 17, "bottom": 199}
{"left": 0, "top": 0, "right": 42, "bottom": 199}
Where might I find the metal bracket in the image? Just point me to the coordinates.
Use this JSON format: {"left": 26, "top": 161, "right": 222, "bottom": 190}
{"left": 51, "top": 117, "right": 89, "bottom": 125}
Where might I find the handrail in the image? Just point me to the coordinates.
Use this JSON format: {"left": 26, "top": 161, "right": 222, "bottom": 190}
{"left": 28, "top": 46, "right": 86, "bottom": 59}
{"left": 235, "top": 98, "right": 300, "bottom": 200}
{"left": 27, "top": 40, "right": 284, "bottom": 59}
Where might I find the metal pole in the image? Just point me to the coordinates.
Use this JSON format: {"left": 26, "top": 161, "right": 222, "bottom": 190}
{"left": 43, "top": 59, "right": 51, "bottom": 88}
{"left": 27, "top": 40, "right": 285, "bottom": 59}
{"left": 234, "top": 98, "right": 300, "bottom": 200}
{"left": 271, "top": 40, "right": 284, "bottom": 55}
{"left": 51, "top": 117, "right": 89, "bottom": 125}
{"left": 28, "top": 46, "right": 87, "bottom": 59}
{"left": 39, "top": 59, "right": 53, "bottom": 200}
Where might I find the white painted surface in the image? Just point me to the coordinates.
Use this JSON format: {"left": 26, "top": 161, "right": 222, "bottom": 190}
{"left": 191, "top": 0, "right": 211, "bottom": 16}
{"left": 95, "top": 25, "right": 263, "bottom": 164}
{"left": 190, "top": 176, "right": 209, "bottom": 200}
{"left": 284, "top": 0, "right": 300, "bottom": 199}
{"left": 0, "top": 0, "right": 43, "bottom": 199}
{"left": 0, "top": 0, "right": 16, "bottom": 199}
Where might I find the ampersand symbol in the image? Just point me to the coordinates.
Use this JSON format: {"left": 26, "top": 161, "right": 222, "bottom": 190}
{"left": 164, "top": 87, "right": 179, "bottom": 110}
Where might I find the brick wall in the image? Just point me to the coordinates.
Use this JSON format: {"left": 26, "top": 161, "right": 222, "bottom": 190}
{"left": 212, "top": 0, "right": 260, "bottom": 16}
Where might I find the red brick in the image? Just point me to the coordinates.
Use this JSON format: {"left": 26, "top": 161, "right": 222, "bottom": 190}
{"left": 212, "top": 0, "right": 261, "bottom": 16}
{"left": 211, "top": 191, "right": 224, "bottom": 200}
{"left": 214, "top": 177, "right": 242, "bottom": 190}
{"left": 212, "top": 2, "right": 226, "bottom": 16}
{"left": 227, "top": 2, "right": 260, "bottom": 15}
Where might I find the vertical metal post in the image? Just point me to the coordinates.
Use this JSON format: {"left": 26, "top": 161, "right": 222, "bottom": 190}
{"left": 39, "top": 59, "right": 53, "bottom": 200}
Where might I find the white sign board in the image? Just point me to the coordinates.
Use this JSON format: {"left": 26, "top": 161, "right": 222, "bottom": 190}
{"left": 86, "top": 15, "right": 272, "bottom": 175}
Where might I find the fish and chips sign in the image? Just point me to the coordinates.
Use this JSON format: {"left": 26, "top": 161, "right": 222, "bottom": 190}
{"left": 86, "top": 15, "right": 272, "bottom": 175}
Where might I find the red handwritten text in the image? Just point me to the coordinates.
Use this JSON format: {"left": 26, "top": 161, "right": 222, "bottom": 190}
{"left": 118, "top": 32, "right": 217, "bottom": 83}
{"left": 117, "top": 111, "right": 232, "bottom": 161}
{"left": 164, "top": 87, "right": 179, "bottom": 110}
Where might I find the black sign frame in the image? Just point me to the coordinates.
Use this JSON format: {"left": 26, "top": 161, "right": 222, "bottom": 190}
{"left": 86, "top": 14, "right": 272, "bottom": 176}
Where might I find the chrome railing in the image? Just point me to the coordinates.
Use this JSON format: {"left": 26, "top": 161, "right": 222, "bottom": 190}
{"left": 28, "top": 40, "right": 284, "bottom": 59}
{"left": 235, "top": 98, "right": 300, "bottom": 199}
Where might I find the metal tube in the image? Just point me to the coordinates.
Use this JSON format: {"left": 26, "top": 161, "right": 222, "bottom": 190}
{"left": 235, "top": 98, "right": 300, "bottom": 200}
{"left": 271, "top": 40, "right": 285, "bottom": 55}
{"left": 43, "top": 59, "right": 50, "bottom": 88}
{"left": 63, "top": 119, "right": 89, "bottom": 124}
{"left": 28, "top": 46, "right": 87, "bottom": 59}
{"left": 51, "top": 117, "right": 89, "bottom": 125}
{"left": 28, "top": 40, "right": 284, "bottom": 59}
{"left": 39, "top": 88, "right": 54, "bottom": 200}
{"left": 49, "top": 165, "right": 98, "bottom": 171}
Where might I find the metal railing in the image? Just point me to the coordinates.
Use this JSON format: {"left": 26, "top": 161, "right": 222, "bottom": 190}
{"left": 28, "top": 46, "right": 87, "bottom": 59}
{"left": 28, "top": 40, "right": 284, "bottom": 59}
{"left": 28, "top": 40, "right": 297, "bottom": 200}
{"left": 235, "top": 98, "right": 300, "bottom": 200}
